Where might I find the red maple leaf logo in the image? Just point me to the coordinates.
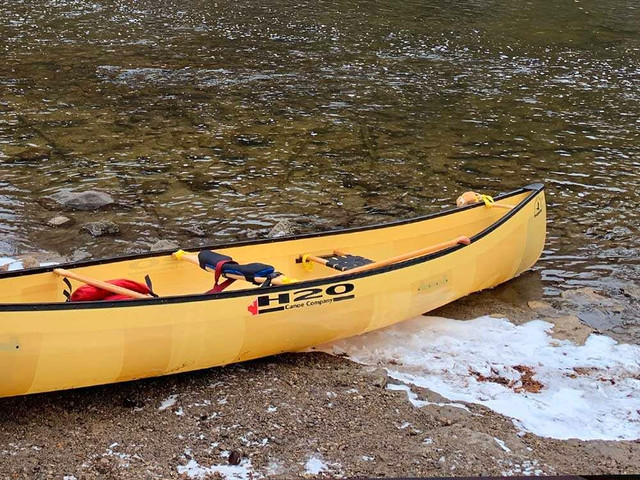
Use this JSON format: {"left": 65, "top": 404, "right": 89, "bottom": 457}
{"left": 247, "top": 299, "right": 259, "bottom": 316}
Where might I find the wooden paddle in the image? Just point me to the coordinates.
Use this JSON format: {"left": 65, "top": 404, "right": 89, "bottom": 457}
{"left": 173, "top": 250, "right": 296, "bottom": 286}
{"left": 332, "top": 235, "right": 471, "bottom": 276}
{"left": 53, "top": 268, "right": 151, "bottom": 300}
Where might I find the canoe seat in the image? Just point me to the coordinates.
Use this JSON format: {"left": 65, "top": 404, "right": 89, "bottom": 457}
{"left": 198, "top": 250, "right": 275, "bottom": 283}
{"left": 298, "top": 251, "right": 374, "bottom": 272}
{"left": 320, "top": 254, "right": 374, "bottom": 272}
{"left": 197, "top": 250, "right": 280, "bottom": 292}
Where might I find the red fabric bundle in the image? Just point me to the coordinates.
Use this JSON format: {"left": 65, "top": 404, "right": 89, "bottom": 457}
{"left": 70, "top": 279, "right": 151, "bottom": 302}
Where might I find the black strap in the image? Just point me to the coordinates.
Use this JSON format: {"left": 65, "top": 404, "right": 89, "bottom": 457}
{"left": 144, "top": 275, "right": 159, "bottom": 298}
{"left": 260, "top": 271, "right": 282, "bottom": 288}
{"left": 62, "top": 277, "right": 72, "bottom": 302}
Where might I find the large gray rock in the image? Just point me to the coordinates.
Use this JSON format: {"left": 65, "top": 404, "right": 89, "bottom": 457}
{"left": 80, "top": 221, "right": 120, "bottom": 237}
{"left": 50, "top": 190, "right": 114, "bottom": 210}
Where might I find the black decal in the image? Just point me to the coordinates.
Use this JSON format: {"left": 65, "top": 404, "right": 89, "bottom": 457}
{"left": 332, "top": 295, "right": 355, "bottom": 302}
{"left": 257, "top": 292, "right": 290, "bottom": 307}
{"left": 259, "top": 306, "right": 286, "bottom": 314}
{"left": 293, "top": 288, "right": 323, "bottom": 302}
{"left": 326, "top": 283, "right": 355, "bottom": 296}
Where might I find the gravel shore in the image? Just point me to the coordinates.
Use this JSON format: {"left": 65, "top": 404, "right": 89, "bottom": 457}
{"left": 1, "top": 276, "right": 638, "bottom": 479}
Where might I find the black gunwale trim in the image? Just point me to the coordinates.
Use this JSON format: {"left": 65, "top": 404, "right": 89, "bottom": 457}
{"left": 0, "top": 184, "right": 544, "bottom": 312}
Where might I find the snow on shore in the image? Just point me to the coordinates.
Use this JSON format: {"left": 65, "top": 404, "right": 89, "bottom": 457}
{"left": 318, "top": 316, "right": 640, "bottom": 441}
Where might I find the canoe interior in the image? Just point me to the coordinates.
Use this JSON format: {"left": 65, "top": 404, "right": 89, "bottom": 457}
{"left": 1, "top": 189, "right": 533, "bottom": 306}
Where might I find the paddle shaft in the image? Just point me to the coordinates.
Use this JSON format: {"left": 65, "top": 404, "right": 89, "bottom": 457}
{"left": 303, "top": 254, "right": 330, "bottom": 267}
{"left": 332, "top": 235, "right": 471, "bottom": 276}
{"left": 177, "top": 253, "right": 290, "bottom": 286}
{"left": 53, "top": 268, "right": 150, "bottom": 299}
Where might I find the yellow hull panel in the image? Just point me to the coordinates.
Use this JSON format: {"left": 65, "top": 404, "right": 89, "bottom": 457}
{"left": 0, "top": 185, "right": 546, "bottom": 397}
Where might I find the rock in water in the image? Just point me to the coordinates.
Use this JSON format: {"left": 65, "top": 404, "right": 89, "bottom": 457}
{"left": 8, "top": 145, "right": 52, "bottom": 162}
{"left": 150, "top": 240, "right": 179, "bottom": 252}
{"left": 47, "top": 216, "right": 74, "bottom": 228}
{"left": 267, "top": 220, "right": 296, "bottom": 238}
{"left": 80, "top": 221, "right": 120, "bottom": 237}
{"left": 0, "top": 239, "right": 15, "bottom": 255}
{"left": 50, "top": 190, "right": 114, "bottom": 210}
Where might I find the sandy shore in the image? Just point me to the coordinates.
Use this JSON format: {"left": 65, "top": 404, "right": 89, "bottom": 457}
{"left": 1, "top": 271, "right": 639, "bottom": 479}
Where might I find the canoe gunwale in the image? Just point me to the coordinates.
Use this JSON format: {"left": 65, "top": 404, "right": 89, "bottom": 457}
{"left": 0, "top": 184, "right": 544, "bottom": 312}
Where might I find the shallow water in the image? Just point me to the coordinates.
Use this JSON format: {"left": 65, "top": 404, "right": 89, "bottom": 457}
{"left": 0, "top": 1, "right": 638, "bottom": 338}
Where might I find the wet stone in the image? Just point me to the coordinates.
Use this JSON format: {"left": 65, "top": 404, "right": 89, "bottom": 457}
{"left": 70, "top": 249, "right": 92, "bottom": 262}
{"left": 47, "top": 216, "right": 74, "bottom": 228}
{"left": 0, "top": 239, "right": 15, "bottom": 255}
{"left": 368, "top": 367, "right": 389, "bottom": 388}
{"left": 80, "top": 221, "right": 120, "bottom": 237}
{"left": 7, "top": 145, "right": 52, "bottom": 162}
{"left": 50, "top": 190, "right": 114, "bottom": 211}
{"left": 235, "top": 134, "right": 270, "bottom": 146}
{"left": 139, "top": 179, "right": 169, "bottom": 195}
{"left": 267, "top": 220, "right": 297, "bottom": 238}
{"left": 182, "top": 225, "right": 207, "bottom": 237}
{"left": 150, "top": 240, "right": 180, "bottom": 252}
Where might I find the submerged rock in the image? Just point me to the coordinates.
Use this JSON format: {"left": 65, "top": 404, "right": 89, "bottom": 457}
{"left": 47, "top": 215, "right": 74, "bottom": 228}
{"left": 81, "top": 221, "right": 120, "bottom": 237}
{"left": 267, "top": 220, "right": 297, "bottom": 238}
{"left": 181, "top": 225, "right": 207, "bottom": 238}
{"left": 150, "top": 240, "right": 180, "bottom": 252}
{"left": 235, "top": 134, "right": 270, "bottom": 146}
{"left": 139, "top": 179, "right": 169, "bottom": 195}
{"left": 0, "top": 239, "right": 15, "bottom": 255}
{"left": 7, "top": 145, "right": 52, "bottom": 162}
{"left": 50, "top": 190, "right": 114, "bottom": 210}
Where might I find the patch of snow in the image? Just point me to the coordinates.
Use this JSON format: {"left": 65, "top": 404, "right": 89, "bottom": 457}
{"left": 63, "top": 476, "right": 77, "bottom": 480}
{"left": 398, "top": 421, "right": 411, "bottom": 429}
{"left": 494, "top": 437, "right": 512, "bottom": 453}
{"left": 159, "top": 394, "right": 178, "bottom": 411}
{"left": 267, "top": 405, "right": 277, "bottom": 413}
{"left": 175, "top": 407, "right": 184, "bottom": 416}
{"left": 0, "top": 257, "right": 57, "bottom": 271}
{"left": 500, "top": 459, "right": 548, "bottom": 476}
{"left": 178, "top": 455, "right": 259, "bottom": 480}
{"left": 265, "top": 459, "right": 286, "bottom": 476}
{"left": 423, "top": 438, "right": 433, "bottom": 445}
{"left": 386, "top": 383, "right": 469, "bottom": 411}
{"left": 361, "top": 455, "right": 374, "bottom": 461}
{"left": 304, "top": 455, "right": 328, "bottom": 475}
{"left": 319, "top": 315, "right": 640, "bottom": 440}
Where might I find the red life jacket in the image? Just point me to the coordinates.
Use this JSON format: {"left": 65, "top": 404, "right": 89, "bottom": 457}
{"left": 70, "top": 279, "right": 151, "bottom": 302}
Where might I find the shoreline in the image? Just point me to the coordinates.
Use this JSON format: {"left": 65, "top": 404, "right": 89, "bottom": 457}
{"left": 1, "top": 352, "right": 638, "bottom": 479}
{"left": 1, "top": 272, "right": 638, "bottom": 478}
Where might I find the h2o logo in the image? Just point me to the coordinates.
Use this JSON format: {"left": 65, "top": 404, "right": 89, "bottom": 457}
{"left": 247, "top": 283, "right": 355, "bottom": 315}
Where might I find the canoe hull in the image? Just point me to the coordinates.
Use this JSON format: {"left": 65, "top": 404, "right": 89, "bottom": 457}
{"left": 0, "top": 186, "right": 546, "bottom": 398}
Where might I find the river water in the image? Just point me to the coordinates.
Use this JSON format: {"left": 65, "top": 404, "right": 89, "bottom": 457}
{"left": 1, "top": 1, "right": 638, "bottom": 339}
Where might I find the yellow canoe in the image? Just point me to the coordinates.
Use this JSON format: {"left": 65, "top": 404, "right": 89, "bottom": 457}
{"left": 0, "top": 184, "right": 546, "bottom": 398}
